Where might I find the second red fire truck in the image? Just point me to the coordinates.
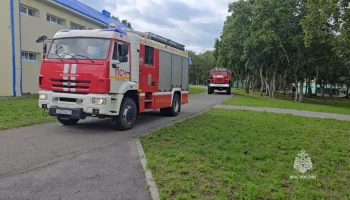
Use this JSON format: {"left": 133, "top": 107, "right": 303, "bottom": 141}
{"left": 207, "top": 68, "right": 232, "bottom": 95}
{"left": 37, "top": 25, "right": 189, "bottom": 131}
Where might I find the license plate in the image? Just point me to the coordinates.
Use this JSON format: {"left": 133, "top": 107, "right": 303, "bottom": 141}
{"left": 56, "top": 109, "right": 72, "bottom": 115}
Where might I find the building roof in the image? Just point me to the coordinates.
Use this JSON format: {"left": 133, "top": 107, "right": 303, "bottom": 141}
{"left": 54, "top": 0, "right": 129, "bottom": 29}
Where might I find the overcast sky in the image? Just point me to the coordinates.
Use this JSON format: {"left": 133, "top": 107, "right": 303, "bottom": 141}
{"left": 80, "top": 0, "right": 232, "bottom": 54}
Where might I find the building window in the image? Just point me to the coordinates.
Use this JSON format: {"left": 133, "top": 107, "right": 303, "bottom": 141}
{"left": 22, "top": 52, "right": 37, "bottom": 61}
{"left": 20, "top": 5, "right": 36, "bottom": 17}
{"left": 47, "top": 14, "right": 64, "bottom": 25}
{"left": 70, "top": 22, "right": 85, "bottom": 30}
{"left": 145, "top": 45, "right": 154, "bottom": 65}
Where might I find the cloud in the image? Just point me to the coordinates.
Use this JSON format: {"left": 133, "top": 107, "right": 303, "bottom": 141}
{"left": 80, "top": 0, "right": 232, "bottom": 54}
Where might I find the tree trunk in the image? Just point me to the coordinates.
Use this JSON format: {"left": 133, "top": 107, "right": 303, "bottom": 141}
{"left": 307, "top": 80, "right": 312, "bottom": 97}
{"left": 266, "top": 82, "right": 270, "bottom": 96}
{"left": 295, "top": 78, "right": 298, "bottom": 102}
{"left": 245, "top": 73, "right": 251, "bottom": 93}
{"left": 315, "top": 71, "right": 319, "bottom": 96}
{"left": 265, "top": 72, "right": 270, "bottom": 96}
{"left": 299, "top": 80, "right": 305, "bottom": 102}
{"left": 278, "top": 68, "right": 288, "bottom": 94}
{"left": 321, "top": 83, "right": 325, "bottom": 97}
{"left": 346, "top": 86, "right": 349, "bottom": 98}
{"left": 271, "top": 69, "right": 277, "bottom": 98}
{"left": 260, "top": 66, "right": 264, "bottom": 96}
{"left": 264, "top": 73, "right": 270, "bottom": 97}
{"left": 252, "top": 79, "right": 257, "bottom": 93}
{"left": 236, "top": 79, "right": 239, "bottom": 88}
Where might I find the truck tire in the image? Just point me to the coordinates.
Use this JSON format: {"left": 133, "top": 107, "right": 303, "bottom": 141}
{"left": 115, "top": 97, "right": 137, "bottom": 131}
{"left": 160, "top": 93, "right": 180, "bottom": 117}
{"left": 57, "top": 117, "right": 79, "bottom": 126}
{"left": 226, "top": 87, "right": 231, "bottom": 95}
{"left": 208, "top": 86, "right": 213, "bottom": 94}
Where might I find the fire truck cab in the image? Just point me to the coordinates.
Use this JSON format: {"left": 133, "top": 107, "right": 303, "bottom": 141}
{"left": 38, "top": 26, "right": 189, "bottom": 131}
{"left": 207, "top": 68, "right": 232, "bottom": 95}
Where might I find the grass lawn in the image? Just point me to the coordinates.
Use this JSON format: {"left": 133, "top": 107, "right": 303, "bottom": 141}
{"left": 140, "top": 109, "right": 350, "bottom": 199}
{"left": 189, "top": 85, "right": 206, "bottom": 94}
{"left": 0, "top": 96, "right": 55, "bottom": 130}
{"left": 223, "top": 88, "right": 350, "bottom": 115}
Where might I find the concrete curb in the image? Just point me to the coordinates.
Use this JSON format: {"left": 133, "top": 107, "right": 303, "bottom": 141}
{"left": 214, "top": 105, "right": 350, "bottom": 121}
{"left": 135, "top": 96, "right": 231, "bottom": 200}
{"left": 136, "top": 139, "right": 160, "bottom": 200}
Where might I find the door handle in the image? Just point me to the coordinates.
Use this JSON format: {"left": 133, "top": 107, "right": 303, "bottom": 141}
{"left": 152, "top": 82, "right": 156, "bottom": 86}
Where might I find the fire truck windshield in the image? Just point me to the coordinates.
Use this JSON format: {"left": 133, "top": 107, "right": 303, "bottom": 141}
{"left": 47, "top": 38, "right": 111, "bottom": 60}
{"left": 212, "top": 71, "right": 228, "bottom": 75}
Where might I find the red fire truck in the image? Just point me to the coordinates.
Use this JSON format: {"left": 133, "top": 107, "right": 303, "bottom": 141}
{"left": 207, "top": 68, "right": 232, "bottom": 95}
{"left": 37, "top": 26, "right": 189, "bottom": 131}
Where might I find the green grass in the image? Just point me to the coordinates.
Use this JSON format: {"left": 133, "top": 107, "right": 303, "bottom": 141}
{"left": 140, "top": 109, "right": 350, "bottom": 200}
{"left": 0, "top": 96, "right": 55, "bottom": 130}
{"left": 223, "top": 88, "right": 350, "bottom": 115}
{"left": 189, "top": 85, "right": 206, "bottom": 94}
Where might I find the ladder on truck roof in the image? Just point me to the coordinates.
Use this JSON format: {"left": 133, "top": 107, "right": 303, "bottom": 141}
{"left": 126, "top": 29, "right": 185, "bottom": 51}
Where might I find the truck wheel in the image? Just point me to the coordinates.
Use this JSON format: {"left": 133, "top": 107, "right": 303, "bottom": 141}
{"left": 115, "top": 97, "right": 137, "bottom": 131}
{"left": 57, "top": 117, "right": 79, "bottom": 126}
{"left": 160, "top": 94, "right": 180, "bottom": 117}
{"left": 208, "top": 87, "right": 213, "bottom": 94}
{"left": 226, "top": 87, "right": 231, "bottom": 95}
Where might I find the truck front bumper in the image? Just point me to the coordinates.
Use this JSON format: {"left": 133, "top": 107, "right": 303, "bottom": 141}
{"left": 209, "top": 83, "right": 230, "bottom": 88}
{"left": 38, "top": 90, "right": 123, "bottom": 117}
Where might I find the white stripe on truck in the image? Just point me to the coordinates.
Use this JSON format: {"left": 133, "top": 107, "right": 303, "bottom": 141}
{"left": 63, "top": 64, "right": 69, "bottom": 81}
{"left": 70, "top": 64, "right": 77, "bottom": 81}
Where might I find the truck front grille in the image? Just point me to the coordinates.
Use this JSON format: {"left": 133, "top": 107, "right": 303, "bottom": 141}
{"left": 215, "top": 78, "right": 225, "bottom": 83}
{"left": 59, "top": 97, "right": 78, "bottom": 103}
{"left": 50, "top": 79, "right": 91, "bottom": 90}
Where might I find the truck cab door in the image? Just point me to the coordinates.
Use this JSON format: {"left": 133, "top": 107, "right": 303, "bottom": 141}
{"left": 110, "top": 41, "right": 130, "bottom": 93}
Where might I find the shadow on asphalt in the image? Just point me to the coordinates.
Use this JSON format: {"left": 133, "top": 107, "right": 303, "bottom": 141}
{"left": 62, "top": 110, "right": 190, "bottom": 132}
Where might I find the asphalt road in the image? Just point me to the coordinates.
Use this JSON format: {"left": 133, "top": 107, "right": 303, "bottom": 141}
{"left": 0, "top": 91, "right": 231, "bottom": 200}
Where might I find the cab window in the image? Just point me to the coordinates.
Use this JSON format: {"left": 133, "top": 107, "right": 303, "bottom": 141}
{"left": 112, "top": 42, "right": 128, "bottom": 61}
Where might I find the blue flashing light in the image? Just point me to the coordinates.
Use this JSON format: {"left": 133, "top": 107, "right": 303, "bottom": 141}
{"left": 103, "top": 28, "right": 127, "bottom": 35}
{"left": 59, "top": 29, "right": 71, "bottom": 32}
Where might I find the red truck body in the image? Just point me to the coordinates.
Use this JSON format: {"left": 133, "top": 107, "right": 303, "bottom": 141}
{"left": 38, "top": 27, "right": 189, "bottom": 131}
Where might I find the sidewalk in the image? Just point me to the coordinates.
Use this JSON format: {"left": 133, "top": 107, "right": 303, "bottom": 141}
{"left": 214, "top": 105, "right": 350, "bottom": 121}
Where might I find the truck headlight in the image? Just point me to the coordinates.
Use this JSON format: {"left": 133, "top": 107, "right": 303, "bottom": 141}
{"left": 39, "top": 94, "right": 48, "bottom": 100}
{"left": 92, "top": 98, "right": 106, "bottom": 105}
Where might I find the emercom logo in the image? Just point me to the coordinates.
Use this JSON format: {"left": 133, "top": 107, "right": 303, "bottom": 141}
{"left": 290, "top": 150, "right": 316, "bottom": 180}
{"left": 294, "top": 150, "right": 312, "bottom": 174}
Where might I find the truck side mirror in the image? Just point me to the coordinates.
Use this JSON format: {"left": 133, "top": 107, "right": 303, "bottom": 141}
{"left": 43, "top": 43, "right": 47, "bottom": 58}
{"left": 120, "top": 43, "right": 128, "bottom": 56}
{"left": 36, "top": 35, "right": 48, "bottom": 43}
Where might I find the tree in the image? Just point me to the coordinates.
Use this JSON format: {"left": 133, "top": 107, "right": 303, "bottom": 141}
{"left": 188, "top": 50, "right": 215, "bottom": 85}
{"left": 111, "top": 16, "right": 132, "bottom": 28}
{"left": 214, "top": 0, "right": 349, "bottom": 101}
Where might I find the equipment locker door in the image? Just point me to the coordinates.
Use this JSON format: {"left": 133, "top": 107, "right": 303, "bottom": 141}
{"left": 139, "top": 44, "right": 159, "bottom": 93}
